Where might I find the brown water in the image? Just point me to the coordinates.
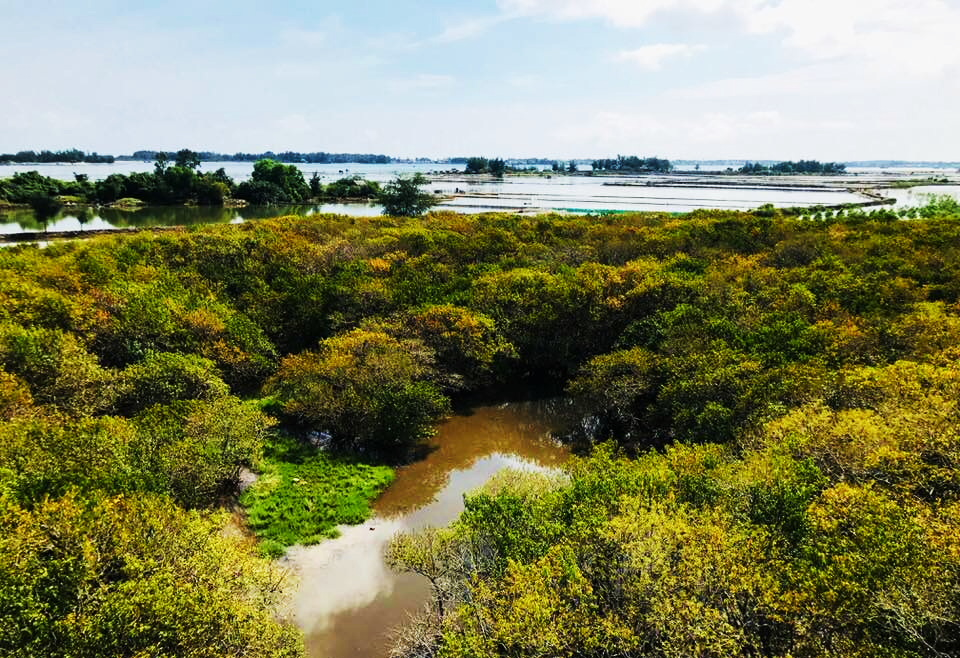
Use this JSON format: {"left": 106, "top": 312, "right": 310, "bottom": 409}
{"left": 285, "top": 401, "right": 570, "bottom": 658}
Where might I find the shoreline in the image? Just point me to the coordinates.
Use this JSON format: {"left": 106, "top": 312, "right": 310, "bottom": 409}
{"left": 0, "top": 197, "right": 906, "bottom": 245}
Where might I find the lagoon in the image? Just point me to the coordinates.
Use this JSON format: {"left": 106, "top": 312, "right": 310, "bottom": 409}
{"left": 287, "top": 400, "right": 571, "bottom": 658}
{"left": 3, "top": 162, "right": 959, "bottom": 237}
{"left": 0, "top": 161, "right": 459, "bottom": 184}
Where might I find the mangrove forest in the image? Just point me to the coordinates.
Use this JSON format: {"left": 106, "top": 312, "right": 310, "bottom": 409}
{"left": 1, "top": 198, "right": 960, "bottom": 657}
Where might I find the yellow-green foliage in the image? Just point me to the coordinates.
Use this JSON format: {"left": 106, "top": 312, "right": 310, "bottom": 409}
{"left": 395, "top": 361, "right": 960, "bottom": 657}
{"left": 0, "top": 323, "right": 115, "bottom": 416}
{"left": 268, "top": 329, "right": 449, "bottom": 455}
{"left": 0, "top": 492, "right": 303, "bottom": 658}
{"left": 0, "top": 396, "right": 272, "bottom": 508}
{"left": 474, "top": 467, "right": 567, "bottom": 499}
{"left": 368, "top": 303, "right": 517, "bottom": 390}
{"left": 768, "top": 360, "right": 960, "bottom": 500}
{"left": 0, "top": 369, "right": 32, "bottom": 421}
{"left": 1, "top": 205, "right": 960, "bottom": 655}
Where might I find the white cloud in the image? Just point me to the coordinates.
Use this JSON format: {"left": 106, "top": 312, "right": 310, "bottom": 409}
{"left": 507, "top": 74, "right": 538, "bottom": 88}
{"left": 2, "top": 0, "right": 957, "bottom": 160}
{"left": 432, "top": 15, "right": 510, "bottom": 43}
{"left": 744, "top": 0, "right": 960, "bottom": 77}
{"left": 389, "top": 74, "right": 456, "bottom": 91}
{"left": 279, "top": 27, "right": 327, "bottom": 48}
{"left": 617, "top": 43, "right": 707, "bottom": 70}
{"left": 278, "top": 16, "right": 345, "bottom": 49}
{"left": 555, "top": 109, "right": 784, "bottom": 147}
{"left": 553, "top": 111, "right": 668, "bottom": 146}
{"left": 667, "top": 2, "right": 960, "bottom": 102}
{"left": 499, "top": 0, "right": 960, "bottom": 78}
{"left": 391, "top": 14, "right": 510, "bottom": 51}
{"left": 271, "top": 113, "right": 313, "bottom": 135}
{"left": 497, "top": 0, "right": 755, "bottom": 28}
{"left": 666, "top": 63, "right": 867, "bottom": 99}
{"left": 686, "top": 111, "right": 783, "bottom": 143}
{"left": 546, "top": 108, "right": 920, "bottom": 159}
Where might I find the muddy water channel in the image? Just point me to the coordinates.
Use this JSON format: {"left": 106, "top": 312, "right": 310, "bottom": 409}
{"left": 285, "top": 401, "right": 571, "bottom": 658}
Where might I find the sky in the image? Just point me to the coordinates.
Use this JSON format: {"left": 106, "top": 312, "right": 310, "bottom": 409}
{"left": 1, "top": 0, "right": 958, "bottom": 160}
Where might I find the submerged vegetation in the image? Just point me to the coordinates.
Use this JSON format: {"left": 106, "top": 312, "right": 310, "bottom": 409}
{"left": 0, "top": 198, "right": 959, "bottom": 655}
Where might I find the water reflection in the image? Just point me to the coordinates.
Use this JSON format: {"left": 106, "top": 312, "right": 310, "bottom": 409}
{"left": 374, "top": 402, "right": 571, "bottom": 518}
{"left": 886, "top": 185, "right": 960, "bottom": 208}
{"left": 287, "top": 401, "right": 571, "bottom": 658}
{"left": 0, "top": 203, "right": 385, "bottom": 235}
{"left": 5, "top": 178, "right": 938, "bottom": 237}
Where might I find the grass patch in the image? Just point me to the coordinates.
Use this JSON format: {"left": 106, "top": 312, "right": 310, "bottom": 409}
{"left": 112, "top": 197, "right": 146, "bottom": 208}
{"left": 56, "top": 195, "right": 87, "bottom": 205}
{"left": 239, "top": 432, "right": 394, "bottom": 557}
{"left": 885, "top": 177, "right": 952, "bottom": 189}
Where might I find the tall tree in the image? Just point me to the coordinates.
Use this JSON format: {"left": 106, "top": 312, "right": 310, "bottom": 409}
{"left": 379, "top": 173, "right": 438, "bottom": 217}
{"left": 175, "top": 148, "right": 201, "bottom": 171}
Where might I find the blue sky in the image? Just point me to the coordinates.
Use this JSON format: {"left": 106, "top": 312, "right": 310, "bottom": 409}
{"left": 2, "top": 0, "right": 958, "bottom": 160}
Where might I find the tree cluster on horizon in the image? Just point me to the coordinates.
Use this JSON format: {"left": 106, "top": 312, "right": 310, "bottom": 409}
{"left": 591, "top": 155, "right": 673, "bottom": 173}
{"left": 0, "top": 151, "right": 428, "bottom": 212}
{"left": 464, "top": 157, "right": 507, "bottom": 176}
{"left": 124, "top": 150, "right": 392, "bottom": 164}
{"left": 739, "top": 160, "right": 847, "bottom": 175}
{"left": 0, "top": 149, "right": 115, "bottom": 164}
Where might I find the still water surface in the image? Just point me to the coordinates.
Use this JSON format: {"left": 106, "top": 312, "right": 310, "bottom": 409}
{"left": 0, "top": 161, "right": 459, "bottom": 183}
{"left": 886, "top": 185, "right": 960, "bottom": 208}
{"left": 7, "top": 163, "right": 956, "bottom": 236}
{"left": 287, "top": 401, "right": 570, "bottom": 658}
{"left": 0, "top": 186, "right": 868, "bottom": 235}
{"left": 0, "top": 203, "right": 382, "bottom": 235}
{"left": 0, "top": 161, "right": 886, "bottom": 237}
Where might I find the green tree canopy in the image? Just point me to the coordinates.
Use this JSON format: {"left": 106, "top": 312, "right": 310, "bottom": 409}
{"left": 249, "top": 159, "right": 310, "bottom": 202}
{"left": 267, "top": 329, "right": 449, "bottom": 455}
{"left": 0, "top": 492, "right": 302, "bottom": 658}
{"left": 379, "top": 173, "right": 438, "bottom": 217}
{"left": 174, "top": 148, "right": 201, "bottom": 171}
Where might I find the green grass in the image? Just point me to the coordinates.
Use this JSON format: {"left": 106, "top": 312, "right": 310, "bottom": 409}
{"left": 885, "top": 177, "right": 952, "bottom": 189}
{"left": 239, "top": 432, "right": 394, "bottom": 557}
{"left": 112, "top": 197, "right": 146, "bottom": 207}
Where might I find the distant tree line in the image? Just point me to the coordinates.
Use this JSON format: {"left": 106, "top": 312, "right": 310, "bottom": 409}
{"left": 92, "top": 150, "right": 236, "bottom": 206}
{"left": 458, "top": 156, "right": 587, "bottom": 175}
{"left": 845, "top": 160, "right": 960, "bottom": 168}
{"left": 310, "top": 173, "right": 380, "bottom": 201}
{"left": 0, "top": 149, "right": 115, "bottom": 164}
{"left": 591, "top": 155, "right": 673, "bottom": 173}
{"left": 124, "top": 150, "right": 392, "bottom": 164}
{"left": 0, "top": 149, "right": 270, "bottom": 208}
{"left": 739, "top": 160, "right": 847, "bottom": 175}
{"left": 449, "top": 157, "right": 554, "bottom": 166}
{"left": 464, "top": 157, "right": 507, "bottom": 176}
{"left": 379, "top": 173, "right": 437, "bottom": 216}
{"left": 2, "top": 149, "right": 437, "bottom": 216}
{"left": 509, "top": 158, "right": 556, "bottom": 165}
